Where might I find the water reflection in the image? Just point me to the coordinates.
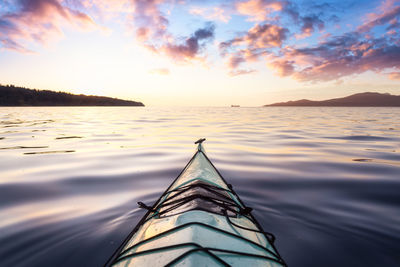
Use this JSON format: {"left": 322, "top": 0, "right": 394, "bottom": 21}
{"left": 24, "top": 150, "right": 75, "bottom": 155}
{"left": 0, "top": 107, "right": 399, "bottom": 267}
{"left": 55, "top": 136, "right": 83, "bottom": 140}
{"left": 1, "top": 146, "right": 49, "bottom": 150}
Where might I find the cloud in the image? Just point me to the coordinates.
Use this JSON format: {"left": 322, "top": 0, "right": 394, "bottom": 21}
{"left": 149, "top": 68, "right": 170, "bottom": 75}
{"left": 358, "top": 2, "right": 400, "bottom": 32}
{"left": 0, "top": 0, "right": 217, "bottom": 62}
{"left": 223, "top": 0, "right": 400, "bottom": 81}
{"left": 126, "top": 1, "right": 216, "bottom": 62}
{"left": 0, "top": 38, "right": 34, "bottom": 53}
{"left": 162, "top": 23, "right": 215, "bottom": 61}
{"left": 280, "top": 0, "right": 400, "bottom": 82}
{"left": 388, "top": 72, "right": 400, "bottom": 80}
{"left": 2, "top": 0, "right": 399, "bottom": 83}
{"left": 220, "top": 23, "right": 288, "bottom": 72}
{"left": 234, "top": 0, "right": 326, "bottom": 36}
{"left": 289, "top": 35, "right": 400, "bottom": 82}
{"left": 227, "top": 54, "right": 246, "bottom": 69}
{"left": 268, "top": 59, "right": 295, "bottom": 76}
{"left": 0, "top": 0, "right": 95, "bottom": 52}
{"left": 222, "top": 0, "right": 326, "bottom": 74}
{"left": 244, "top": 23, "right": 288, "bottom": 48}
{"left": 235, "top": 0, "right": 284, "bottom": 22}
{"left": 128, "top": 0, "right": 169, "bottom": 44}
{"left": 229, "top": 69, "right": 257, "bottom": 76}
{"left": 298, "top": 15, "right": 324, "bottom": 37}
{"left": 190, "top": 6, "right": 231, "bottom": 23}
{"left": 221, "top": 23, "right": 288, "bottom": 53}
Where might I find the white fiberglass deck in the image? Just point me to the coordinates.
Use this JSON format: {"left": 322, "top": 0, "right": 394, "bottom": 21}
{"left": 111, "top": 144, "right": 285, "bottom": 267}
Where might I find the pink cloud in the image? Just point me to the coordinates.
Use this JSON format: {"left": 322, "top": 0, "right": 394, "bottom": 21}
{"left": 228, "top": 55, "right": 245, "bottom": 69}
{"left": 289, "top": 38, "right": 400, "bottom": 82}
{"left": 224, "top": 0, "right": 400, "bottom": 80}
{"left": 149, "top": 68, "right": 170, "bottom": 75}
{"left": 245, "top": 23, "right": 288, "bottom": 48}
{"left": 235, "top": 0, "right": 284, "bottom": 21}
{"left": 388, "top": 72, "right": 400, "bottom": 80}
{"left": 0, "top": 0, "right": 216, "bottom": 62}
{"left": 190, "top": 6, "right": 231, "bottom": 23}
{"left": 358, "top": 4, "right": 400, "bottom": 33}
{"left": 220, "top": 22, "right": 288, "bottom": 74}
{"left": 128, "top": 0, "right": 169, "bottom": 44}
{"left": 161, "top": 23, "right": 215, "bottom": 62}
{"left": 299, "top": 15, "right": 324, "bottom": 36}
{"left": 220, "top": 23, "right": 288, "bottom": 53}
{"left": 126, "top": 1, "right": 216, "bottom": 62}
{"left": 282, "top": 0, "right": 400, "bottom": 82}
{"left": 229, "top": 69, "right": 257, "bottom": 76}
{"left": 0, "top": 0, "right": 95, "bottom": 52}
{"left": 0, "top": 38, "right": 34, "bottom": 53}
{"left": 2, "top": 0, "right": 399, "bottom": 83}
{"left": 268, "top": 59, "right": 295, "bottom": 76}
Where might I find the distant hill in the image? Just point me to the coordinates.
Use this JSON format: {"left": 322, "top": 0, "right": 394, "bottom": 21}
{"left": 265, "top": 92, "right": 400, "bottom": 107}
{"left": 0, "top": 84, "right": 144, "bottom": 106}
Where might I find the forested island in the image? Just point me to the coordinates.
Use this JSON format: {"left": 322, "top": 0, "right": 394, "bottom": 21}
{"left": 0, "top": 84, "right": 144, "bottom": 106}
{"left": 265, "top": 92, "right": 400, "bottom": 107}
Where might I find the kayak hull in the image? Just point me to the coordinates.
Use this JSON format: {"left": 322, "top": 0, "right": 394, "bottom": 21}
{"left": 107, "top": 141, "right": 285, "bottom": 267}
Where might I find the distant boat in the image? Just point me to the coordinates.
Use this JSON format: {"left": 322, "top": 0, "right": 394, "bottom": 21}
{"left": 231, "top": 105, "right": 240, "bottom": 107}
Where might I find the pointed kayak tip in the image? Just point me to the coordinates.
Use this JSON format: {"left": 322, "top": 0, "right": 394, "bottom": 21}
{"left": 194, "top": 138, "right": 206, "bottom": 151}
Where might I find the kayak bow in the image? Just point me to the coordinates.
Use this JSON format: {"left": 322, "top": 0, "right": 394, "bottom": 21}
{"left": 106, "top": 139, "right": 286, "bottom": 266}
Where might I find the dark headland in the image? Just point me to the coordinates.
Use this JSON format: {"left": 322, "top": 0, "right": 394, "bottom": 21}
{"left": 0, "top": 84, "right": 144, "bottom": 106}
{"left": 265, "top": 92, "right": 400, "bottom": 107}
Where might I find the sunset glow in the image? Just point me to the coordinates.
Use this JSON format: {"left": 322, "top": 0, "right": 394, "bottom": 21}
{"left": 1, "top": 0, "right": 400, "bottom": 106}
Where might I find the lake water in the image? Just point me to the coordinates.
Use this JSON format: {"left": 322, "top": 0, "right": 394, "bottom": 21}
{"left": 0, "top": 107, "right": 399, "bottom": 267}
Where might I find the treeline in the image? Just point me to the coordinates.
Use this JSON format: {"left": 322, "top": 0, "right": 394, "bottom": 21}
{"left": 0, "top": 84, "right": 144, "bottom": 106}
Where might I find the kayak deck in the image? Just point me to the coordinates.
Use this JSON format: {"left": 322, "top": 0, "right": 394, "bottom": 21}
{"left": 107, "top": 140, "right": 286, "bottom": 266}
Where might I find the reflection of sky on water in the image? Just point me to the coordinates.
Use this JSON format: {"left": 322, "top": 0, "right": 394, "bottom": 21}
{"left": 0, "top": 106, "right": 399, "bottom": 266}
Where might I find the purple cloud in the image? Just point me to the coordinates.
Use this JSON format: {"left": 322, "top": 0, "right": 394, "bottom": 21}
{"left": 220, "top": 23, "right": 288, "bottom": 70}
{"left": 357, "top": 5, "right": 400, "bottom": 33}
{"left": 300, "top": 15, "right": 324, "bottom": 37}
{"left": 287, "top": 35, "right": 400, "bottom": 82}
{"left": 224, "top": 0, "right": 400, "bottom": 81}
{"left": 0, "top": 0, "right": 94, "bottom": 52}
{"left": 229, "top": 69, "right": 257, "bottom": 76}
{"left": 163, "top": 23, "right": 215, "bottom": 61}
{"left": 1, "top": 0, "right": 399, "bottom": 83}
{"left": 129, "top": 0, "right": 169, "bottom": 44}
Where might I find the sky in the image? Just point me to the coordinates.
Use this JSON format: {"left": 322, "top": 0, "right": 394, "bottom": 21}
{"left": 0, "top": 0, "right": 399, "bottom": 106}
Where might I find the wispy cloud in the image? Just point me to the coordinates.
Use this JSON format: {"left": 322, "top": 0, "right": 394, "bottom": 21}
{"left": 190, "top": 6, "right": 231, "bottom": 23}
{"left": 229, "top": 69, "right": 257, "bottom": 76}
{"left": 268, "top": 59, "right": 295, "bottom": 76}
{"left": 223, "top": 0, "right": 400, "bottom": 81}
{"left": 358, "top": 2, "right": 400, "bottom": 33}
{"left": 281, "top": 0, "right": 400, "bottom": 82}
{"left": 297, "top": 15, "right": 324, "bottom": 38}
{"left": 224, "top": 23, "right": 288, "bottom": 49}
{"left": 128, "top": 0, "right": 169, "bottom": 44}
{"left": 149, "top": 68, "right": 170, "bottom": 75}
{"left": 289, "top": 34, "right": 400, "bottom": 82}
{"left": 388, "top": 72, "right": 400, "bottom": 80}
{"left": 235, "top": 0, "right": 284, "bottom": 22}
{"left": 126, "top": 1, "right": 216, "bottom": 62}
{"left": 0, "top": 0, "right": 95, "bottom": 52}
{"left": 162, "top": 23, "right": 215, "bottom": 62}
{"left": 220, "top": 23, "right": 288, "bottom": 70}
{"left": 1, "top": 0, "right": 399, "bottom": 84}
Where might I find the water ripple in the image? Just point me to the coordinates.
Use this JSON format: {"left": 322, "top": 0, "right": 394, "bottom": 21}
{"left": 0, "top": 107, "right": 399, "bottom": 267}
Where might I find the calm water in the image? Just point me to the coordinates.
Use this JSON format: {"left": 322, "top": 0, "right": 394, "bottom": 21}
{"left": 0, "top": 107, "right": 399, "bottom": 267}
